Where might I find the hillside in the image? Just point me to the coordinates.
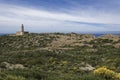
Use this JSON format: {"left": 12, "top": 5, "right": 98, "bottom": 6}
{"left": 0, "top": 33, "right": 120, "bottom": 80}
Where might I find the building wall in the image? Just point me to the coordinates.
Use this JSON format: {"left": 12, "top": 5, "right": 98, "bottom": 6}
{"left": 16, "top": 32, "right": 24, "bottom": 36}
{"left": 16, "top": 31, "right": 29, "bottom": 36}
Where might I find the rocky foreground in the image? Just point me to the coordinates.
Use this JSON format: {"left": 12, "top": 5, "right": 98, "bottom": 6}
{"left": 0, "top": 33, "right": 120, "bottom": 80}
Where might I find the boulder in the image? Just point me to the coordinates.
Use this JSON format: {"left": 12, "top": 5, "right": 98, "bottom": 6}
{"left": 79, "top": 62, "right": 95, "bottom": 71}
{"left": 0, "top": 62, "right": 10, "bottom": 69}
{"left": 0, "top": 62, "right": 25, "bottom": 70}
{"left": 113, "top": 43, "right": 120, "bottom": 48}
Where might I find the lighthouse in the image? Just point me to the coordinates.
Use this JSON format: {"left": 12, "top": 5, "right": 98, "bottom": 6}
{"left": 16, "top": 24, "right": 29, "bottom": 35}
{"left": 21, "top": 24, "right": 24, "bottom": 32}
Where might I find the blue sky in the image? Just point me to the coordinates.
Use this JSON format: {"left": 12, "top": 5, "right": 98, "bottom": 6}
{"left": 0, "top": 0, "right": 120, "bottom": 33}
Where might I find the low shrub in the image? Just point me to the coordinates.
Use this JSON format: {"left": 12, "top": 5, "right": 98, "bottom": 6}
{"left": 94, "top": 66, "right": 120, "bottom": 80}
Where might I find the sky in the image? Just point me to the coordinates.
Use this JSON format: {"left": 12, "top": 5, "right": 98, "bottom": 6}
{"left": 0, "top": 0, "right": 120, "bottom": 33}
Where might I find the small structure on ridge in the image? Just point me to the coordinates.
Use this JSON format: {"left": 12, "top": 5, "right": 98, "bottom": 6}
{"left": 16, "top": 24, "right": 29, "bottom": 35}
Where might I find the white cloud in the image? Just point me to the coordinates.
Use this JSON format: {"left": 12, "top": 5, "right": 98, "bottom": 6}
{"left": 1, "top": 4, "right": 120, "bottom": 24}
{"left": 0, "top": 4, "right": 120, "bottom": 33}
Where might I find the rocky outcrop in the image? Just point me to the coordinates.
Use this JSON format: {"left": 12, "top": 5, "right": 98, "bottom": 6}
{"left": 99, "top": 34, "right": 120, "bottom": 42}
{"left": 79, "top": 34, "right": 96, "bottom": 42}
{"left": 80, "top": 34, "right": 96, "bottom": 39}
{"left": 113, "top": 43, "right": 120, "bottom": 48}
{"left": 0, "top": 62, "right": 25, "bottom": 70}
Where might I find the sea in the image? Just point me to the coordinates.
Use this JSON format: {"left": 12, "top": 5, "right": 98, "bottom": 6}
{"left": 0, "top": 33, "right": 7, "bottom": 36}
{"left": 0, "top": 33, "right": 11, "bottom": 36}
{"left": 77, "top": 31, "right": 120, "bottom": 37}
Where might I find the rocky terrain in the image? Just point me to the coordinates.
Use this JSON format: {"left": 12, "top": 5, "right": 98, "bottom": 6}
{"left": 0, "top": 33, "right": 120, "bottom": 80}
